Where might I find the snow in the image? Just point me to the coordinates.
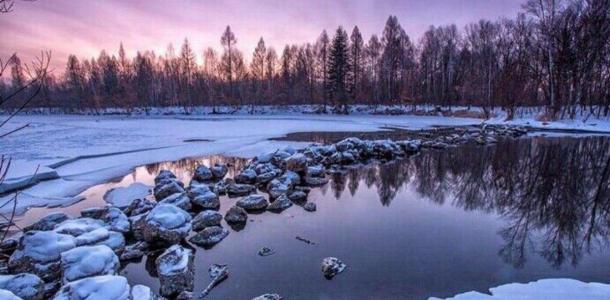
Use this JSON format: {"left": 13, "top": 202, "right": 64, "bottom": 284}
{"left": 157, "top": 245, "right": 192, "bottom": 276}
{"left": 60, "top": 245, "right": 119, "bottom": 284}
{"left": 103, "top": 182, "right": 151, "bottom": 208}
{"left": 10, "top": 231, "right": 76, "bottom": 264}
{"left": 428, "top": 279, "right": 610, "bottom": 300}
{"left": 53, "top": 275, "right": 131, "bottom": 300}
{"left": 0, "top": 289, "right": 21, "bottom": 300}
{"left": 146, "top": 203, "right": 191, "bottom": 230}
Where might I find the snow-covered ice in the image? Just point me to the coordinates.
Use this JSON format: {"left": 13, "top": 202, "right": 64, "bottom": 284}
{"left": 103, "top": 182, "right": 151, "bottom": 208}
{"left": 429, "top": 278, "right": 610, "bottom": 300}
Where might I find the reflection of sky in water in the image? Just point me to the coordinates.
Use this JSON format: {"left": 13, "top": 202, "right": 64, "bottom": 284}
{"left": 15, "top": 136, "right": 610, "bottom": 299}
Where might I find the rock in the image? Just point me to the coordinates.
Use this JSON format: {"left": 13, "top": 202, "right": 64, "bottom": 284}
{"left": 176, "top": 291, "right": 193, "bottom": 300}
{"left": 306, "top": 165, "right": 325, "bottom": 177}
{"left": 75, "top": 228, "right": 109, "bottom": 246}
{"left": 252, "top": 294, "right": 282, "bottom": 300}
{"left": 321, "top": 257, "right": 346, "bottom": 279}
{"left": 192, "top": 211, "right": 222, "bottom": 231}
{"left": 155, "top": 170, "right": 176, "bottom": 185}
{"left": 23, "top": 213, "right": 69, "bottom": 233}
{"left": 132, "top": 204, "right": 192, "bottom": 245}
{"left": 81, "top": 207, "right": 130, "bottom": 234}
{"left": 257, "top": 247, "right": 275, "bottom": 257}
{"left": 60, "top": 245, "right": 119, "bottom": 284}
{"left": 130, "top": 284, "right": 160, "bottom": 300}
{"left": 256, "top": 171, "right": 278, "bottom": 185}
{"left": 285, "top": 153, "right": 307, "bottom": 173}
{"left": 211, "top": 164, "right": 228, "bottom": 180}
{"left": 236, "top": 194, "right": 269, "bottom": 211}
{"left": 224, "top": 206, "right": 248, "bottom": 223}
{"left": 192, "top": 165, "right": 213, "bottom": 182}
{"left": 303, "top": 202, "right": 317, "bottom": 212}
{"left": 188, "top": 226, "right": 229, "bottom": 248}
{"left": 267, "top": 194, "right": 293, "bottom": 213}
{"left": 123, "top": 198, "right": 156, "bottom": 217}
{"left": 53, "top": 218, "right": 106, "bottom": 237}
{"left": 154, "top": 180, "right": 185, "bottom": 201}
{"left": 335, "top": 138, "right": 361, "bottom": 152}
{"left": 120, "top": 242, "right": 148, "bottom": 261}
{"left": 190, "top": 190, "right": 219, "bottom": 210}
{"left": 287, "top": 191, "right": 307, "bottom": 204}
{"left": 0, "top": 273, "right": 44, "bottom": 300}
{"left": 227, "top": 183, "right": 255, "bottom": 197}
{"left": 96, "top": 231, "right": 125, "bottom": 254}
{"left": 156, "top": 245, "right": 194, "bottom": 297}
{"left": 158, "top": 192, "right": 191, "bottom": 211}
{"left": 53, "top": 275, "right": 131, "bottom": 300}
{"left": 8, "top": 231, "right": 76, "bottom": 282}
{"left": 235, "top": 169, "right": 257, "bottom": 184}
{"left": 200, "top": 264, "right": 228, "bottom": 298}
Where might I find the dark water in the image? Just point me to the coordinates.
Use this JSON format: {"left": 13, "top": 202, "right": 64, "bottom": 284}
{"left": 18, "top": 135, "right": 610, "bottom": 299}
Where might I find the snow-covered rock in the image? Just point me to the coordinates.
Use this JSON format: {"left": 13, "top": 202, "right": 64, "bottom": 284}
{"left": 192, "top": 165, "right": 214, "bottom": 182}
{"left": 156, "top": 245, "right": 194, "bottom": 297}
{"left": 154, "top": 180, "right": 185, "bottom": 201}
{"left": 120, "top": 241, "right": 148, "bottom": 261}
{"left": 211, "top": 164, "right": 228, "bottom": 180}
{"left": 321, "top": 257, "right": 346, "bottom": 279}
{"left": 60, "top": 245, "right": 119, "bottom": 284}
{"left": 23, "top": 213, "right": 69, "bottom": 233}
{"left": 0, "top": 289, "right": 22, "bottom": 300}
{"left": 132, "top": 204, "right": 191, "bottom": 245}
{"left": 236, "top": 194, "right": 269, "bottom": 211}
{"left": 0, "top": 273, "right": 44, "bottom": 300}
{"left": 95, "top": 231, "right": 125, "bottom": 254}
{"left": 53, "top": 275, "right": 131, "bottom": 300}
{"left": 192, "top": 210, "right": 222, "bottom": 231}
{"left": 154, "top": 170, "right": 176, "bottom": 185}
{"left": 53, "top": 218, "right": 105, "bottom": 237}
{"left": 285, "top": 153, "right": 308, "bottom": 172}
{"left": 123, "top": 198, "right": 156, "bottom": 217}
{"left": 267, "top": 194, "right": 293, "bottom": 212}
{"left": 235, "top": 169, "right": 257, "bottom": 184}
{"left": 224, "top": 206, "right": 248, "bottom": 223}
{"left": 188, "top": 185, "right": 219, "bottom": 210}
{"left": 8, "top": 231, "right": 76, "bottom": 282}
{"left": 158, "top": 192, "right": 191, "bottom": 211}
{"left": 130, "top": 284, "right": 160, "bottom": 300}
{"left": 81, "top": 207, "right": 130, "bottom": 233}
{"left": 188, "top": 226, "right": 229, "bottom": 248}
{"left": 303, "top": 202, "right": 317, "bottom": 212}
{"left": 74, "top": 228, "right": 109, "bottom": 246}
{"left": 287, "top": 190, "right": 307, "bottom": 204}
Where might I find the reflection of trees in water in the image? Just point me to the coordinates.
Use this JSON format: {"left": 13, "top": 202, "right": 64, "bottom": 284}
{"left": 142, "top": 155, "right": 250, "bottom": 182}
{"left": 327, "top": 137, "right": 610, "bottom": 268}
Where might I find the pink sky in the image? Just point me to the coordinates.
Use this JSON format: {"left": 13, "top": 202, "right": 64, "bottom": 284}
{"left": 1, "top": 0, "right": 523, "bottom": 73}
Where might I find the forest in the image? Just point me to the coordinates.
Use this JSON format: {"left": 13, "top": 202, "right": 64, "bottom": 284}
{"left": 2, "top": 0, "right": 609, "bottom": 119}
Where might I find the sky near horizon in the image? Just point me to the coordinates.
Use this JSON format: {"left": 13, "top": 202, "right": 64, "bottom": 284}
{"left": 1, "top": 0, "right": 523, "bottom": 73}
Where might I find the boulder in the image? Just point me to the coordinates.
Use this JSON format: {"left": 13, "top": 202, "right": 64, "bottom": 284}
{"left": 192, "top": 211, "right": 222, "bottom": 231}
{"left": 132, "top": 204, "right": 192, "bottom": 245}
{"left": 96, "top": 231, "right": 125, "bottom": 254}
{"left": 81, "top": 207, "right": 130, "bottom": 234}
{"left": 267, "top": 194, "right": 293, "bottom": 213}
{"left": 53, "top": 218, "right": 106, "bottom": 237}
{"left": 130, "top": 284, "right": 160, "bottom": 300}
{"left": 256, "top": 171, "right": 278, "bottom": 185}
{"left": 285, "top": 153, "right": 307, "bottom": 173}
{"left": 235, "top": 169, "right": 257, "bottom": 184}
{"left": 23, "top": 213, "right": 69, "bottom": 233}
{"left": 60, "top": 245, "right": 119, "bottom": 284}
{"left": 0, "top": 289, "right": 21, "bottom": 300}
{"left": 236, "top": 194, "right": 269, "bottom": 211}
{"left": 0, "top": 273, "right": 44, "bottom": 300}
{"left": 192, "top": 165, "right": 213, "bottom": 182}
{"left": 224, "top": 206, "right": 248, "bottom": 224}
{"left": 287, "top": 191, "right": 307, "bottom": 204}
{"left": 120, "top": 241, "right": 148, "bottom": 261}
{"left": 190, "top": 190, "right": 219, "bottom": 210}
{"left": 154, "top": 170, "right": 176, "bottom": 185}
{"left": 154, "top": 180, "right": 185, "bottom": 201}
{"left": 210, "top": 164, "right": 228, "bottom": 180}
{"left": 158, "top": 192, "right": 191, "bottom": 211}
{"left": 52, "top": 275, "right": 131, "bottom": 300}
{"left": 188, "top": 226, "right": 229, "bottom": 248}
{"left": 74, "top": 228, "right": 109, "bottom": 247}
{"left": 306, "top": 165, "right": 325, "bottom": 178}
{"left": 304, "top": 176, "right": 329, "bottom": 186}
{"left": 227, "top": 183, "right": 255, "bottom": 197}
{"left": 8, "top": 231, "right": 76, "bottom": 282}
{"left": 156, "top": 245, "right": 194, "bottom": 297}
{"left": 123, "top": 198, "right": 156, "bottom": 217}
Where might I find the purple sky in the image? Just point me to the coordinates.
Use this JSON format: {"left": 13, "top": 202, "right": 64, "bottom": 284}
{"left": 1, "top": 0, "right": 523, "bottom": 72}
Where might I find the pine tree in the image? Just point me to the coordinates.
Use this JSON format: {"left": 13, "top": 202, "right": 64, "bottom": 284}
{"left": 328, "top": 26, "right": 350, "bottom": 114}
{"left": 349, "top": 26, "right": 364, "bottom": 101}
{"left": 220, "top": 26, "right": 237, "bottom": 100}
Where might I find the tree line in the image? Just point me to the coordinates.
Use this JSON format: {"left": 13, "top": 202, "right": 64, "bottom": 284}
{"left": 2, "top": 0, "right": 609, "bottom": 118}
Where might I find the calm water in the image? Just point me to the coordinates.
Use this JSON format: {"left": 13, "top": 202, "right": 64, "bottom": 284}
{"left": 16, "top": 135, "right": 610, "bottom": 299}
